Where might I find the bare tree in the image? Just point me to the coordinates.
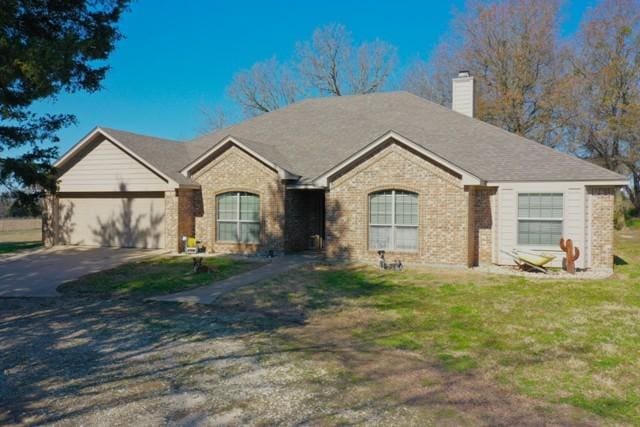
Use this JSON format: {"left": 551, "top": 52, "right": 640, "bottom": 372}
{"left": 199, "top": 105, "right": 228, "bottom": 134}
{"left": 221, "top": 24, "right": 398, "bottom": 120}
{"left": 402, "top": 42, "right": 460, "bottom": 106}
{"left": 227, "top": 57, "right": 301, "bottom": 117}
{"left": 296, "top": 23, "right": 397, "bottom": 96}
{"left": 570, "top": 0, "right": 640, "bottom": 208}
{"left": 405, "top": 0, "right": 569, "bottom": 146}
{"left": 403, "top": 60, "right": 442, "bottom": 103}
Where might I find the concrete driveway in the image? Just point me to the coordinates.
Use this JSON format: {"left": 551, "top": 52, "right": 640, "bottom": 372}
{"left": 0, "top": 246, "right": 165, "bottom": 297}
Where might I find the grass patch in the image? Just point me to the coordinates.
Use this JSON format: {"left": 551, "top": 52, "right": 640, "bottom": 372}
{"left": 565, "top": 394, "right": 640, "bottom": 421}
{"left": 232, "top": 226, "right": 640, "bottom": 423}
{"left": 625, "top": 217, "right": 640, "bottom": 229}
{"left": 0, "top": 240, "right": 42, "bottom": 254}
{"left": 437, "top": 353, "right": 478, "bottom": 372}
{"left": 58, "top": 256, "right": 262, "bottom": 298}
{"left": 0, "top": 228, "right": 42, "bottom": 254}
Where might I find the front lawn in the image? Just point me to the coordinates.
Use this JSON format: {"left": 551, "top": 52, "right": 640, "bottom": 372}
{"left": 58, "top": 256, "right": 263, "bottom": 298}
{"left": 12, "top": 226, "right": 636, "bottom": 424}
{"left": 219, "top": 226, "right": 640, "bottom": 424}
{"left": 0, "top": 228, "right": 42, "bottom": 254}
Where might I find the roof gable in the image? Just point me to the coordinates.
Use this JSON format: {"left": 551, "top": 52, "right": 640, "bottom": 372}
{"left": 181, "top": 135, "right": 299, "bottom": 180}
{"left": 57, "top": 137, "right": 170, "bottom": 192}
{"left": 315, "top": 131, "right": 482, "bottom": 186}
{"left": 55, "top": 127, "right": 197, "bottom": 188}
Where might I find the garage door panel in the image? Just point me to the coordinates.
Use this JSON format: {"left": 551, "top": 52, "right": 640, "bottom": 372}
{"left": 58, "top": 196, "right": 165, "bottom": 248}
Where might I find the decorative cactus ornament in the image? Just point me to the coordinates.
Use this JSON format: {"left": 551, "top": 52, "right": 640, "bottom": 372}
{"left": 559, "top": 238, "right": 580, "bottom": 274}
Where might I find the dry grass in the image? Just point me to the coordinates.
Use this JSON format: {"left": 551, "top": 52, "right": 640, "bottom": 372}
{"left": 217, "top": 226, "right": 640, "bottom": 424}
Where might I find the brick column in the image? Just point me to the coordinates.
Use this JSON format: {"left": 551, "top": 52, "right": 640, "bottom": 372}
{"left": 466, "top": 188, "right": 476, "bottom": 267}
{"left": 165, "top": 189, "right": 197, "bottom": 253}
{"left": 470, "top": 187, "right": 497, "bottom": 266}
{"left": 164, "top": 190, "right": 179, "bottom": 252}
{"left": 177, "top": 189, "right": 195, "bottom": 252}
{"left": 588, "top": 186, "right": 615, "bottom": 269}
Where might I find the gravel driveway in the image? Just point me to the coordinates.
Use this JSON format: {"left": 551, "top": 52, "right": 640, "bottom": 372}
{"left": 0, "top": 247, "right": 163, "bottom": 297}
{"left": 0, "top": 297, "right": 327, "bottom": 426}
{"left": 0, "top": 292, "right": 599, "bottom": 426}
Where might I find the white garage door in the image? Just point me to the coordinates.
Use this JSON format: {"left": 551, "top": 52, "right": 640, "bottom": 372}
{"left": 58, "top": 194, "right": 165, "bottom": 248}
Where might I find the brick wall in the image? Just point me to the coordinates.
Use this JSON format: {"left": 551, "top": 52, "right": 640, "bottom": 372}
{"left": 325, "top": 142, "right": 470, "bottom": 265}
{"left": 588, "top": 186, "right": 615, "bottom": 269}
{"left": 472, "top": 187, "right": 497, "bottom": 265}
{"left": 164, "top": 189, "right": 197, "bottom": 253}
{"left": 192, "top": 145, "right": 285, "bottom": 254}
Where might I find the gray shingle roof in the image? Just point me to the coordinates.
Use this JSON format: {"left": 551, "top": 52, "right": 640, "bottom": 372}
{"left": 225, "top": 135, "right": 298, "bottom": 175}
{"left": 189, "top": 91, "right": 625, "bottom": 182}
{"left": 98, "top": 91, "right": 626, "bottom": 185}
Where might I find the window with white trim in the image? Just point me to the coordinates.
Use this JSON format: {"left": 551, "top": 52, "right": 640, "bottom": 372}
{"left": 517, "top": 193, "right": 563, "bottom": 246}
{"left": 216, "top": 192, "right": 260, "bottom": 243}
{"left": 369, "top": 190, "right": 418, "bottom": 251}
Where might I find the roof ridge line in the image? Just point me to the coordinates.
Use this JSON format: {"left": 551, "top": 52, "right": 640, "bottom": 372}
{"left": 98, "top": 126, "right": 184, "bottom": 144}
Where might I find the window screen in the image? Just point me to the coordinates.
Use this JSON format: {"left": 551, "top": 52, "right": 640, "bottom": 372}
{"left": 369, "top": 190, "right": 418, "bottom": 251}
{"left": 216, "top": 192, "right": 260, "bottom": 243}
{"left": 517, "top": 193, "right": 563, "bottom": 245}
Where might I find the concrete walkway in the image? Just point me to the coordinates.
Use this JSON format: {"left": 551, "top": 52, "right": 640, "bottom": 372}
{"left": 0, "top": 246, "right": 164, "bottom": 298}
{"left": 150, "top": 254, "right": 318, "bottom": 305}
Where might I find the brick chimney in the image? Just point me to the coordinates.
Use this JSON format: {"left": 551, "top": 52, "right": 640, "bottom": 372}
{"left": 452, "top": 71, "right": 475, "bottom": 118}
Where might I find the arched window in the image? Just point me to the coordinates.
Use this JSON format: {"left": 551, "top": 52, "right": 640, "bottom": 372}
{"left": 369, "top": 190, "right": 418, "bottom": 251}
{"left": 216, "top": 192, "right": 260, "bottom": 243}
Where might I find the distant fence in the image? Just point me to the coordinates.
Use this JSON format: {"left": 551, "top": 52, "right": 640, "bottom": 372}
{"left": 0, "top": 218, "right": 42, "bottom": 232}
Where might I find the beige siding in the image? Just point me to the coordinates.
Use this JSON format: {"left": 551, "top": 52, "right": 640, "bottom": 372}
{"left": 58, "top": 138, "right": 168, "bottom": 192}
{"left": 497, "top": 183, "right": 589, "bottom": 268}
{"left": 565, "top": 187, "right": 586, "bottom": 268}
{"left": 497, "top": 188, "right": 517, "bottom": 265}
{"left": 57, "top": 195, "right": 165, "bottom": 248}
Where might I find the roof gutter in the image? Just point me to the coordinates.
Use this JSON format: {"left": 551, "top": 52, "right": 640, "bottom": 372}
{"left": 484, "top": 179, "right": 629, "bottom": 187}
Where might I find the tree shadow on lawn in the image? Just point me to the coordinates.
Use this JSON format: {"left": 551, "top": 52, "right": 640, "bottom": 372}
{"left": 214, "top": 264, "right": 603, "bottom": 425}
{"left": 0, "top": 264, "right": 603, "bottom": 426}
{"left": 0, "top": 263, "right": 398, "bottom": 425}
{"left": 0, "top": 295, "right": 300, "bottom": 425}
{"left": 0, "top": 264, "right": 387, "bottom": 426}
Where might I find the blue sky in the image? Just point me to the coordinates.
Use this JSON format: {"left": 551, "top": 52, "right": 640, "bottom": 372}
{"left": 33, "top": 0, "right": 597, "bottom": 154}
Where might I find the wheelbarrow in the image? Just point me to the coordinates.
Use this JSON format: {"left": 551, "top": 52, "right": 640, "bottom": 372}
{"left": 501, "top": 249, "right": 556, "bottom": 273}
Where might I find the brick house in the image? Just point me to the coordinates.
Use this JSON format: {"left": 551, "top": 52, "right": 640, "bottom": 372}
{"left": 46, "top": 73, "right": 627, "bottom": 271}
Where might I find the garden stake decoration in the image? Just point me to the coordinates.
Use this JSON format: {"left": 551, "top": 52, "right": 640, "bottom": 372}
{"left": 559, "top": 238, "right": 580, "bottom": 274}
